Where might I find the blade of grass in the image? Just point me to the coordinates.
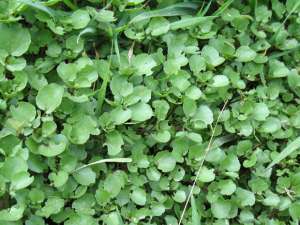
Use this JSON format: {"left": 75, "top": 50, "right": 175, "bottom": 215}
{"left": 77, "top": 27, "right": 96, "bottom": 44}
{"left": 44, "top": 0, "right": 77, "bottom": 10}
{"left": 269, "top": 44, "right": 300, "bottom": 59}
{"left": 96, "top": 39, "right": 114, "bottom": 115}
{"left": 62, "top": 0, "right": 77, "bottom": 10}
{"left": 72, "top": 158, "right": 132, "bottom": 173}
{"left": 211, "top": 134, "right": 235, "bottom": 149}
{"left": 271, "top": 1, "right": 300, "bottom": 43}
{"left": 114, "top": 34, "right": 121, "bottom": 66}
{"left": 197, "top": 0, "right": 213, "bottom": 16}
{"left": 96, "top": 73, "right": 109, "bottom": 114}
{"left": 191, "top": 195, "right": 201, "bottom": 225}
{"left": 18, "top": 0, "right": 56, "bottom": 18}
{"left": 129, "top": 2, "right": 198, "bottom": 24}
{"left": 267, "top": 137, "right": 300, "bottom": 169}
{"left": 212, "top": 0, "right": 234, "bottom": 16}
{"left": 178, "top": 99, "right": 229, "bottom": 225}
{"left": 170, "top": 16, "right": 215, "bottom": 30}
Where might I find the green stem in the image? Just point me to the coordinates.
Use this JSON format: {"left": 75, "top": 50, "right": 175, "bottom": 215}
{"left": 96, "top": 76, "right": 109, "bottom": 115}
{"left": 62, "top": 0, "right": 77, "bottom": 10}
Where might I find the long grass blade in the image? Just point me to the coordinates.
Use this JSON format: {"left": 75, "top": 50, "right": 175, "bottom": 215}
{"left": 170, "top": 16, "right": 215, "bottom": 30}
{"left": 18, "top": 0, "right": 55, "bottom": 18}
{"left": 72, "top": 158, "right": 132, "bottom": 173}
{"left": 191, "top": 195, "right": 201, "bottom": 225}
{"left": 77, "top": 27, "right": 96, "bottom": 44}
{"left": 178, "top": 99, "right": 229, "bottom": 225}
{"left": 212, "top": 0, "right": 234, "bottom": 16}
{"left": 269, "top": 44, "right": 300, "bottom": 59}
{"left": 211, "top": 134, "right": 235, "bottom": 149}
{"left": 197, "top": 0, "right": 213, "bottom": 16}
{"left": 129, "top": 2, "right": 198, "bottom": 24}
{"left": 271, "top": 1, "right": 300, "bottom": 43}
{"left": 114, "top": 34, "right": 121, "bottom": 66}
{"left": 267, "top": 137, "right": 300, "bottom": 169}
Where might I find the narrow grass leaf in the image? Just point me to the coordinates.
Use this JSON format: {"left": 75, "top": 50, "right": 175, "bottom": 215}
{"left": 19, "top": 0, "right": 55, "bottom": 18}
{"left": 267, "top": 137, "right": 300, "bottom": 169}
{"left": 191, "top": 195, "right": 201, "bottom": 225}
{"left": 212, "top": 0, "right": 234, "bottom": 16}
{"left": 129, "top": 2, "right": 198, "bottom": 24}
{"left": 170, "top": 16, "right": 215, "bottom": 30}
{"left": 77, "top": 27, "right": 96, "bottom": 43}
{"left": 73, "top": 158, "right": 132, "bottom": 173}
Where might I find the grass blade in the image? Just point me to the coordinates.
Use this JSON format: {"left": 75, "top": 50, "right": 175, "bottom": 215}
{"left": 77, "top": 27, "right": 96, "bottom": 43}
{"left": 271, "top": 1, "right": 300, "bottom": 43}
{"left": 212, "top": 0, "right": 234, "bottom": 16}
{"left": 197, "top": 0, "right": 213, "bottom": 16}
{"left": 267, "top": 137, "right": 300, "bottom": 169}
{"left": 18, "top": 0, "right": 55, "bottom": 18}
{"left": 178, "top": 99, "right": 229, "bottom": 225}
{"left": 211, "top": 134, "right": 235, "bottom": 149}
{"left": 129, "top": 2, "right": 198, "bottom": 24}
{"left": 191, "top": 195, "right": 201, "bottom": 225}
{"left": 72, "top": 158, "right": 132, "bottom": 173}
{"left": 269, "top": 44, "right": 300, "bottom": 59}
{"left": 170, "top": 16, "right": 215, "bottom": 30}
{"left": 114, "top": 34, "right": 121, "bottom": 66}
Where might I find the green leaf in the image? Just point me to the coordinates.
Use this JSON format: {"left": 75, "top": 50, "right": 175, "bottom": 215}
{"left": 36, "top": 83, "right": 64, "bottom": 114}
{"left": 192, "top": 105, "right": 214, "bottom": 126}
{"left": 202, "top": 45, "right": 225, "bottom": 67}
{"left": 235, "top": 188, "right": 255, "bottom": 207}
{"left": 147, "top": 17, "right": 170, "bottom": 36}
{"left": 152, "top": 100, "right": 170, "bottom": 120}
{"left": 289, "top": 201, "right": 300, "bottom": 221}
{"left": 11, "top": 102, "right": 36, "bottom": 124}
{"left": 252, "top": 103, "right": 270, "bottom": 121}
{"left": 73, "top": 167, "right": 96, "bottom": 186}
{"left": 189, "top": 55, "right": 206, "bottom": 74}
{"left": 211, "top": 75, "right": 230, "bottom": 87}
{"left": 155, "top": 151, "right": 176, "bottom": 172}
{"left": 10, "top": 171, "right": 34, "bottom": 191}
{"left": 131, "top": 188, "right": 147, "bottom": 206}
{"left": 198, "top": 166, "right": 215, "bottom": 182}
{"left": 235, "top": 46, "right": 257, "bottom": 62}
{"left": 71, "top": 9, "right": 90, "bottom": 29}
{"left": 104, "top": 171, "right": 126, "bottom": 198}
{"left": 129, "top": 102, "right": 153, "bottom": 122}
{"left": 218, "top": 179, "right": 236, "bottom": 195}
{"left": 49, "top": 170, "right": 68, "bottom": 188}
{"left": 111, "top": 107, "right": 132, "bottom": 125}
{"left": 36, "top": 197, "right": 64, "bottom": 218}
{"left": 0, "top": 24, "right": 31, "bottom": 56}
{"left": 269, "top": 59, "right": 290, "bottom": 78}
{"left": 260, "top": 117, "right": 281, "bottom": 133}
{"left": 105, "top": 131, "right": 124, "bottom": 156}
{"left": 132, "top": 54, "right": 157, "bottom": 76}
{"left": 0, "top": 204, "right": 25, "bottom": 221}
{"left": 38, "top": 134, "right": 68, "bottom": 157}
{"left": 211, "top": 199, "right": 232, "bottom": 219}
{"left": 65, "top": 214, "right": 98, "bottom": 225}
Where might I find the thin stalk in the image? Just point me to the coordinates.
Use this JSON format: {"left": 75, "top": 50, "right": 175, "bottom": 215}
{"left": 72, "top": 158, "right": 132, "bottom": 173}
{"left": 178, "top": 99, "right": 229, "bottom": 225}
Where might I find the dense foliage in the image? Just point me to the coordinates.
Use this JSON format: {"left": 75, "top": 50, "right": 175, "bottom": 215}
{"left": 1, "top": 0, "right": 300, "bottom": 224}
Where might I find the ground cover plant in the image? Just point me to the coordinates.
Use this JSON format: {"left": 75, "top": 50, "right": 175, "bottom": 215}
{"left": 1, "top": 0, "right": 300, "bottom": 224}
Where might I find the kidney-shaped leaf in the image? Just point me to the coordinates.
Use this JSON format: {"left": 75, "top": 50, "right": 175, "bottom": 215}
{"left": 36, "top": 83, "right": 64, "bottom": 114}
